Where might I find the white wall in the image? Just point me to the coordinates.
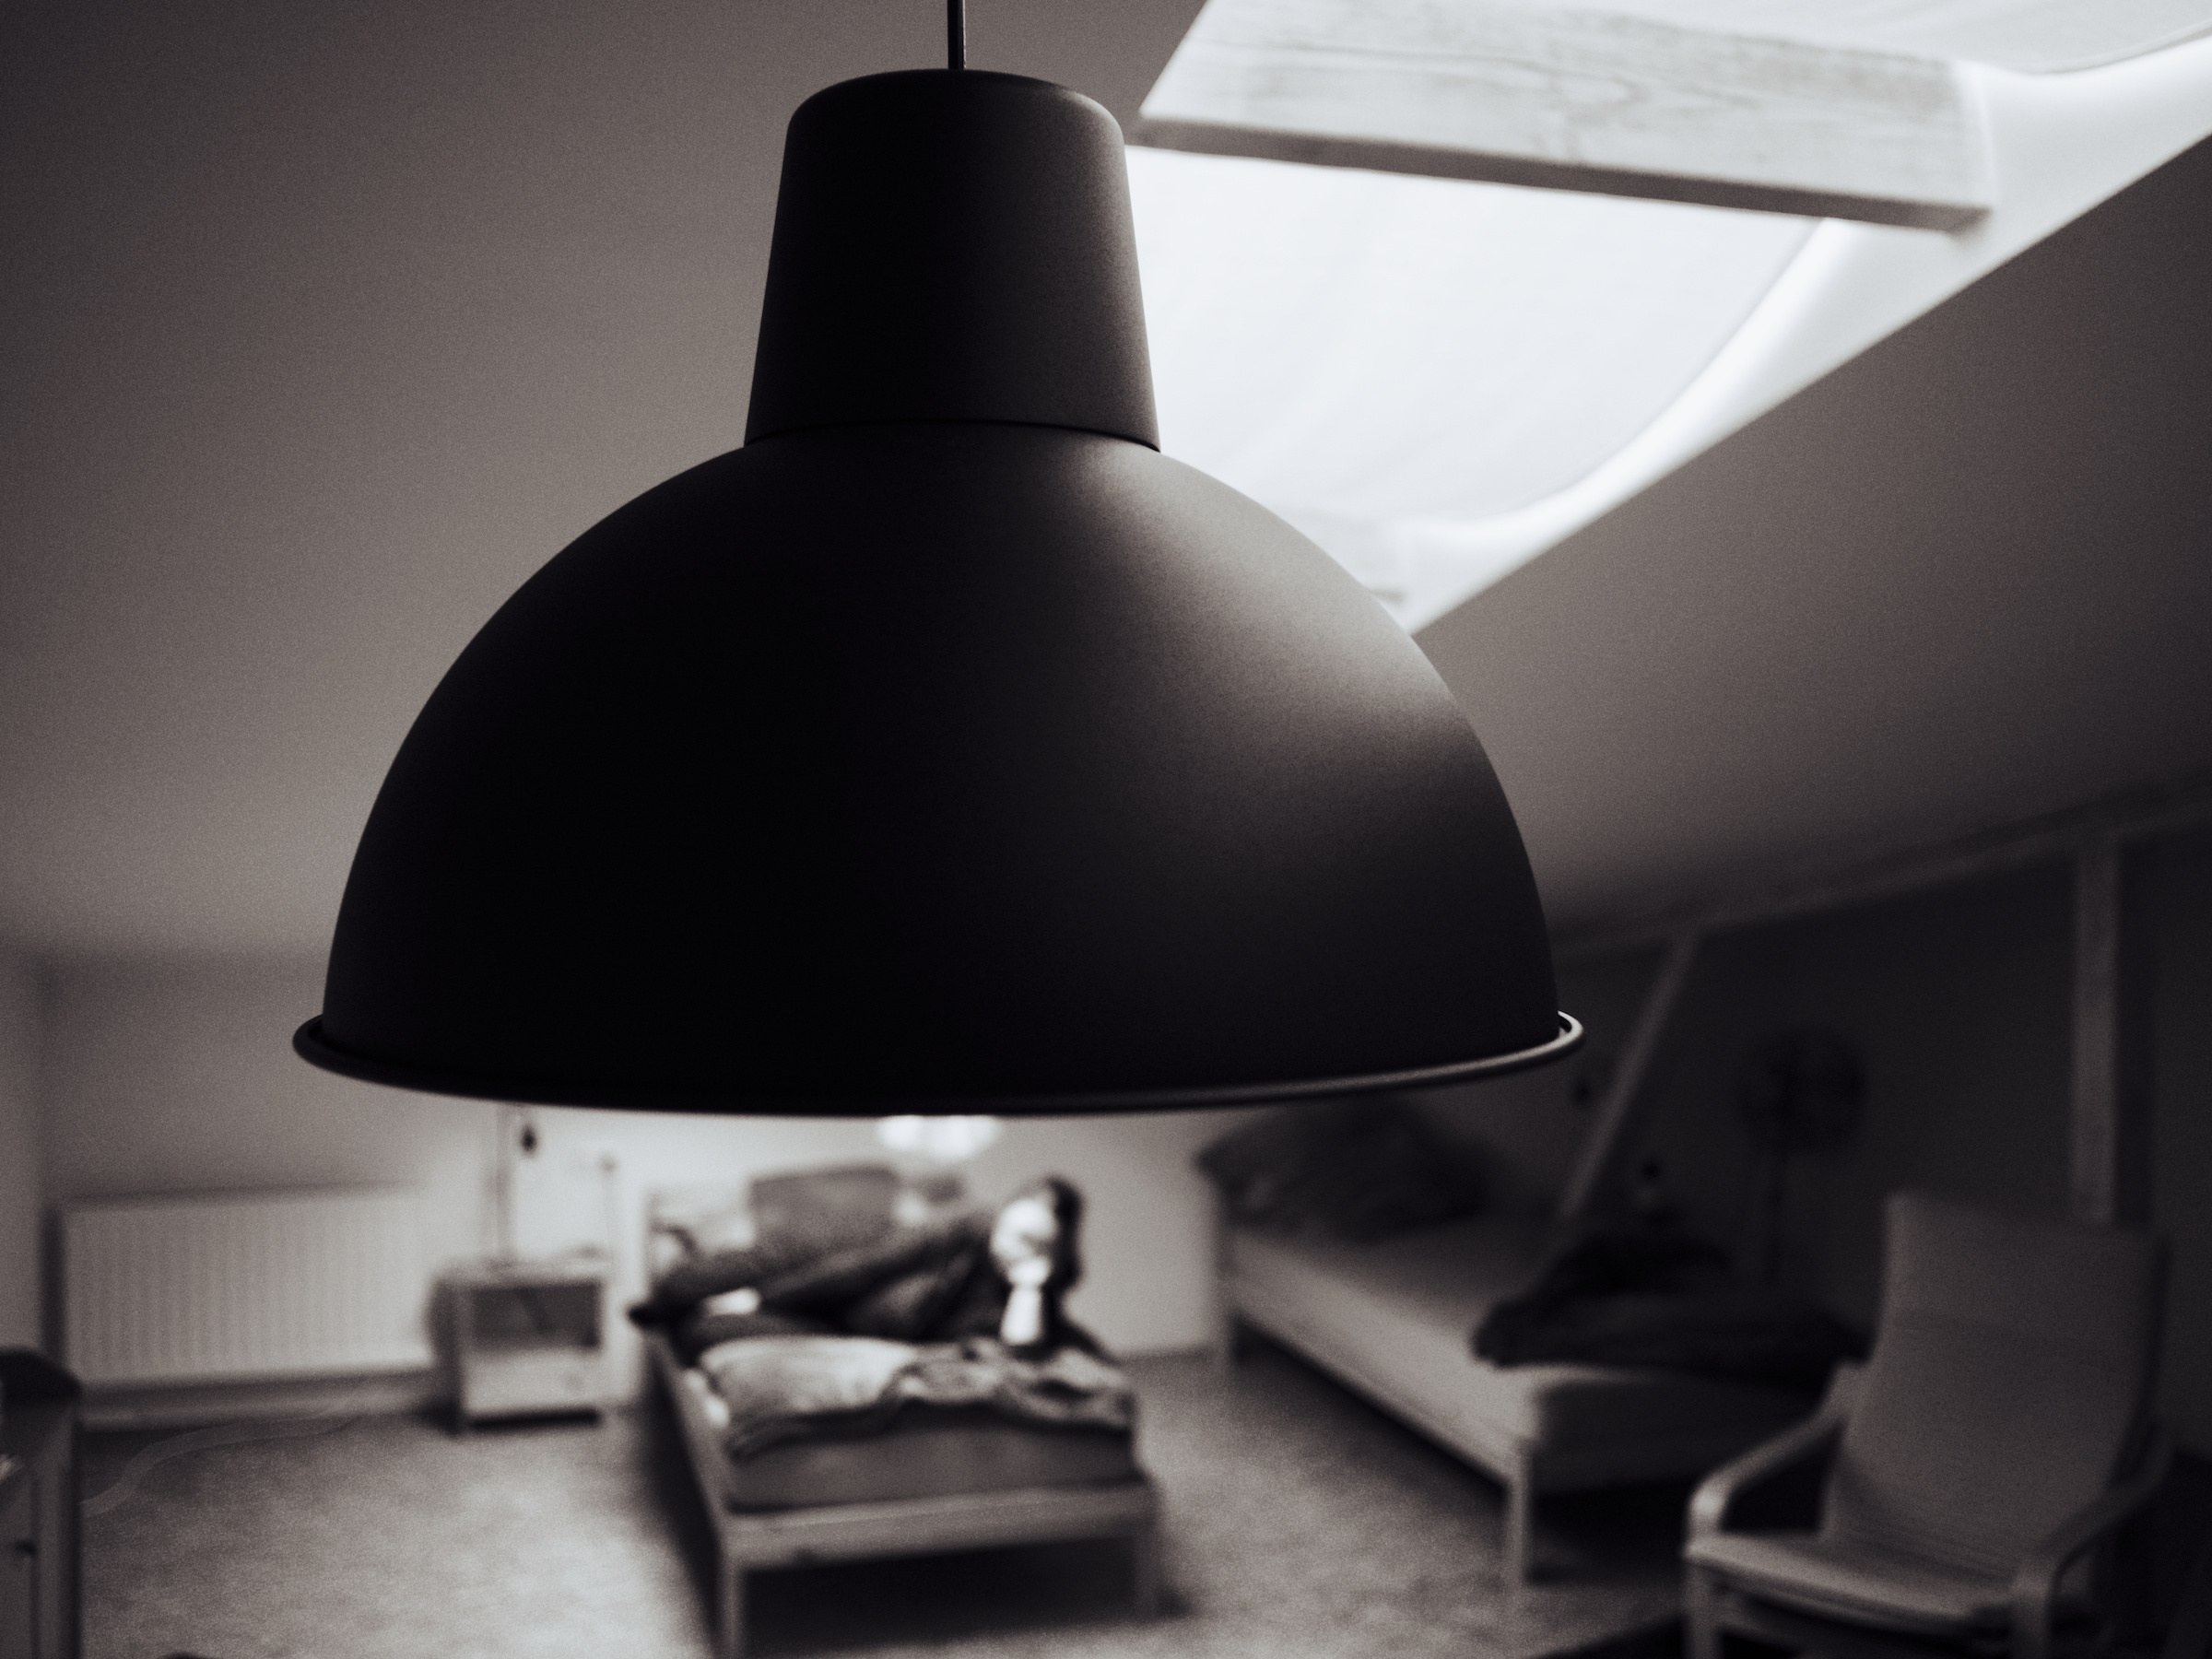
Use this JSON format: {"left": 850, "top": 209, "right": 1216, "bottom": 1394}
{"left": 35, "top": 952, "right": 1253, "bottom": 1394}
{"left": 0, "top": 945, "right": 42, "bottom": 1348}
{"left": 40, "top": 956, "right": 495, "bottom": 1283}
{"left": 38, "top": 896, "right": 2205, "bottom": 1444}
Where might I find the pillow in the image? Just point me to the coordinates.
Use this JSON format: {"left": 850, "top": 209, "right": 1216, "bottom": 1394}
{"left": 1472, "top": 1229, "right": 1865, "bottom": 1390}
{"left": 1197, "top": 1098, "right": 1484, "bottom": 1241}
{"left": 697, "top": 1335, "right": 922, "bottom": 1454}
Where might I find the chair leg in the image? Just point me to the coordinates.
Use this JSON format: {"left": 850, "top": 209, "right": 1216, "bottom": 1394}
{"left": 1686, "top": 1566, "right": 1724, "bottom": 1659}
{"left": 1503, "top": 1472, "right": 1535, "bottom": 1588}
{"left": 1131, "top": 1522, "right": 1164, "bottom": 1617}
{"left": 1217, "top": 1312, "right": 1249, "bottom": 1370}
{"left": 2163, "top": 1529, "right": 2212, "bottom": 1659}
{"left": 716, "top": 1552, "right": 747, "bottom": 1659}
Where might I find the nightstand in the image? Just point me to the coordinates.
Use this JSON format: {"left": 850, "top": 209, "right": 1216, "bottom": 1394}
{"left": 441, "top": 1259, "right": 607, "bottom": 1433}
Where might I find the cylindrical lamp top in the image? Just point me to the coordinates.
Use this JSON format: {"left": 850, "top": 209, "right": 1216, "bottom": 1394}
{"left": 745, "top": 71, "right": 1159, "bottom": 449}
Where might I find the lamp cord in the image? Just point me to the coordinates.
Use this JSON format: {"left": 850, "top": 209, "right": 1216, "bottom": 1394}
{"left": 948, "top": 0, "right": 965, "bottom": 69}
{"left": 81, "top": 1397, "right": 365, "bottom": 1518}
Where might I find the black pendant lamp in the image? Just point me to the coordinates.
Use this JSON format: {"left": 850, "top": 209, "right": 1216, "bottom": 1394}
{"left": 294, "top": 29, "right": 1581, "bottom": 1114}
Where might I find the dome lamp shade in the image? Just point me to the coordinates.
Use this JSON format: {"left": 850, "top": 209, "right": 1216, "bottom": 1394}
{"left": 293, "top": 67, "right": 1581, "bottom": 1114}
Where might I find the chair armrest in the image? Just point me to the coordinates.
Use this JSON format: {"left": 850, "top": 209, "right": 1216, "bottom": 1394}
{"left": 1688, "top": 1401, "right": 1847, "bottom": 1541}
{"left": 2009, "top": 1427, "right": 2174, "bottom": 1659}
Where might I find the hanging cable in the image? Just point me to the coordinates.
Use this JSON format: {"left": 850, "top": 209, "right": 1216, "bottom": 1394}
{"left": 948, "top": 0, "right": 966, "bottom": 69}
{"left": 81, "top": 1398, "right": 366, "bottom": 1517}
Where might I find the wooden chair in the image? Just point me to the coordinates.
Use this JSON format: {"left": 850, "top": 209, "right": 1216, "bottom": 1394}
{"left": 1686, "top": 1189, "right": 2171, "bottom": 1659}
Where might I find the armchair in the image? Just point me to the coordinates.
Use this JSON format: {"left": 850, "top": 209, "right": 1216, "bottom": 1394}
{"left": 1687, "top": 1189, "right": 2171, "bottom": 1659}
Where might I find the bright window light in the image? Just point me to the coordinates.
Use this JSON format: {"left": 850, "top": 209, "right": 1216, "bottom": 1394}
{"left": 1126, "top": 148, "right": 1811, "bottom": 623}
{"left": 876, "top": 1114, "right": 1004, "bottom": 1164}
{"left": 1128, "top": 147, "right": 1812, "bottom": 528}
{"left": 1129, "top": 27, "right": 2212, "bottom": 632}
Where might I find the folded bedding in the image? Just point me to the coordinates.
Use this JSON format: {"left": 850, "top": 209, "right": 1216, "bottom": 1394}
{"left": 695, "top": 1332, "right": 1136, "bottom": 1458}
{"left": 1473, "top": 1228, "right": 1865, "bottom": 1391}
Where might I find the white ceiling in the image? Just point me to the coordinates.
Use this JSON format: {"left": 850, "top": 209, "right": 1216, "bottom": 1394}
{"left": 4, "top": 0, "right": 2210, "bottom": 962}
{"left": 0, "top": 0, "right": 1211, "bottom": 959}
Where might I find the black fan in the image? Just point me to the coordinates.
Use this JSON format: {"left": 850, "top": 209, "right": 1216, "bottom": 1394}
{"left": 1736, "top": 1030, "right": 1865, "bottom": 1283}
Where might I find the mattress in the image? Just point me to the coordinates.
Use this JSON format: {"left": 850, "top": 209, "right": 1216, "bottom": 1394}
{"left": 1229, "top": 1214, "right": 1810, "bottom": 1476}
{"left": 652, "top": 1335, "right": 1140, "bottom": 1512}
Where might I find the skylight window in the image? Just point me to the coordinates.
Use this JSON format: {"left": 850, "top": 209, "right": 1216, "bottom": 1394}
{"left": 1126, "top": 148, "right": 1811, "bottom": 615}
{"left": 1127, "top": 14, "right": 2212, "bottom": 631}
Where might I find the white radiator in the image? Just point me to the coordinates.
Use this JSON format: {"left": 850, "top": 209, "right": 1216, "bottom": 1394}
{"left": 63, "top": 1188, "right": 432, "bottom": 1387}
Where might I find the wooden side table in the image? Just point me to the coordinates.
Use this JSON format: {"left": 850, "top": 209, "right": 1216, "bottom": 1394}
{"left": 441, "top": 1259, "right": 607, "bottom": 1433}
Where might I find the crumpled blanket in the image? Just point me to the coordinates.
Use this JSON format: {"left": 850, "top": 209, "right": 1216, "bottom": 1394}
{"left": 696, "top": 1333, "right": 1137, "bottom": 1459}
{"left": 1472, "top": 1228, "right": 1865, "bottom": 1393}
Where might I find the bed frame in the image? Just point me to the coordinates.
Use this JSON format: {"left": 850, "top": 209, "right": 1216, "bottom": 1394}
{"left": 647, "top": 1310, "right": 1159, "bottom": 1657}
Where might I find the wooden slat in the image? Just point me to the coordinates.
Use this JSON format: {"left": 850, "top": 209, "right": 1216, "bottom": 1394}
{"left": 2069, "top": 838, "right": 2156, "bottom": 1226}
{"left": 2071, "top": 838, "right": 2124, "bottom": 1223}
{"left": 1558, "top": 930, "right": 1701, "bottom": 1219}
{"left": 1596, "top": 0, "right": 2212, "bottom": 77}
{"left": 1135, "top": 0, "right": 1992, "bottom": 229}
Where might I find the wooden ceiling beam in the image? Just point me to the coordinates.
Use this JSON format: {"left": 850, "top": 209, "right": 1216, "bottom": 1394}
{"left": 1552, "top": 767, "right": 2212, "bottom": 965}
{"left": 1135, "top": 0, "right": 1994, "bottom": 229}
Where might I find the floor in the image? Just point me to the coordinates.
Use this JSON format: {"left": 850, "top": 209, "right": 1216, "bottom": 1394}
{"left": 81, "top": 1340, "right": 1690, "bottom": 1659}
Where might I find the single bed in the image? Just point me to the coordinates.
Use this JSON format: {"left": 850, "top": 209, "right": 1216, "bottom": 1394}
{"left": 643, "top": 1175, "right": 1160, "bottom": 1659}
{"left": 1221, "top": 1208, "right": 1815, "bottom": 1586}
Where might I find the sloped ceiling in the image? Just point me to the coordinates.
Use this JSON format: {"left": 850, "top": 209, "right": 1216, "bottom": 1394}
{"left": 1419, "top": 134, "right": 2212, "bottom": 937}
{"left": 0, "top": 0, "right": 1213, "bottom": 959}
{"left": 2, "top": 0, "right": 2208, "bottom": 961}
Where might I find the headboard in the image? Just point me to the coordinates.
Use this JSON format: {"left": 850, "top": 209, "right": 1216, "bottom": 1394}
{"left": 643, "top": 1163, "right": 969, "bottom": 1284}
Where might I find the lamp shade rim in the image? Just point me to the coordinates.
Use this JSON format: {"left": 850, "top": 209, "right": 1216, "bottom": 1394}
{"left": 292, "top": 1014, "right": 1583, "bottom": 1116}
